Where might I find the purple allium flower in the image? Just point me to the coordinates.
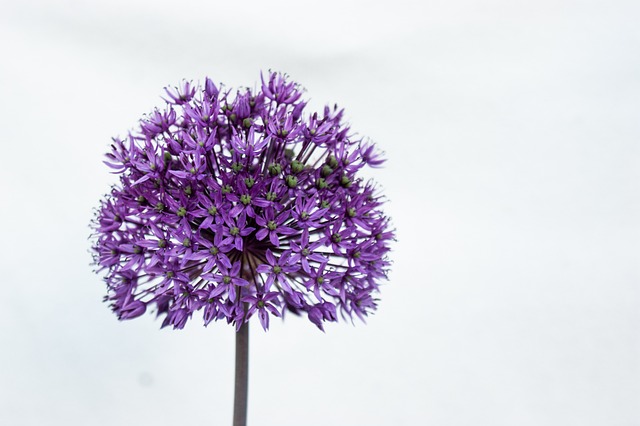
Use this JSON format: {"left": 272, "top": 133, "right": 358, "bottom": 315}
{"left": 91, "top": 72, "right": 394, "bottom": 331}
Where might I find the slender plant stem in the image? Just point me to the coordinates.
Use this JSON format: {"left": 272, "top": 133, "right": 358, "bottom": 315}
{"left": 233, "top": 321, "right": 249, "bottom": 426}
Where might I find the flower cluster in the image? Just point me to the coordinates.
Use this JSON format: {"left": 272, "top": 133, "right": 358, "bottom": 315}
{"left": 91, "top": 72, "right": 394, "bottom": 331}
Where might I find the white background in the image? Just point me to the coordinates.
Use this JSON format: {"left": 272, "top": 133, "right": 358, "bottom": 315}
{"left": 0, "top": 0, "right": 638, "bottom": 425}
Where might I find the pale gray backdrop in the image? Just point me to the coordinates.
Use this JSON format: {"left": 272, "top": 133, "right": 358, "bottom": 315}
{"left": 0, "top": 0, "right": 638, "bottom": 425}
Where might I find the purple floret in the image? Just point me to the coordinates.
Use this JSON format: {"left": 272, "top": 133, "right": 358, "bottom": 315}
{"left": 91, "top": 72, "right": 394, "bottom": 331}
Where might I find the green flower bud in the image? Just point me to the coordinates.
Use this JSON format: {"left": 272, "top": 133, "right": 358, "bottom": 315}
{"left": 321, "top": 165, "right": 333, "bottom": 177}
{"left": 285, "top": 175, "right": 297, "bottom": 188}
{"left": 316, "top": 178, "right": 328, "bottom": 189}
{"left": 266, "top": 191, "right": 278, "bottom": 202}
{"left": 291, "top": 160, "right": 304, "bottom": 173}
{"left": 284, "top": 148, "right": 295, "bottom": 160}
{"left": 268, "top": 163, "right": 282, "bottom": 176}
{"left": 327, "top": 155, "right": 338, "bottom": 169}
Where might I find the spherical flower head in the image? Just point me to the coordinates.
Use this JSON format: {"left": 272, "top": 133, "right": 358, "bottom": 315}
{"left": 91, "top": 72, "right": 394, "bottom": 331}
